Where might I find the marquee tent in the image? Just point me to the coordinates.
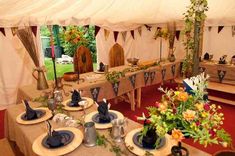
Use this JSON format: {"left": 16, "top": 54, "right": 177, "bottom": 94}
{"left": 1, "top": 0, "right": 235, "bottom": 108}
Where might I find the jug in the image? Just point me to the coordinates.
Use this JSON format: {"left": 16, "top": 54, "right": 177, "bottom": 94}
{"left": 111, "top": 118, "right": 127, "bottom": 142}
{"left": 83, "top": 122, "right": 97, "bottom": 147}
{"left": 32, "top": 67, "right": 49, "bottom": 90}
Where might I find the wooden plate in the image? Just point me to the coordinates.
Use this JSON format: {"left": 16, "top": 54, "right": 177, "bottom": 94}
{"left": 125, "top": 128, "right": 177, "bottom": 156}
{"left": 62, "top": 97, "right": 93, "bottom": 111}
{"left": 84, "top": 110, "right": 124, "bottom": 129}
{"left": 32, "top": 127, "right": 83, "bottom": 156}
{"left": 16, "top": 108, "right": 52, "bottom": 125}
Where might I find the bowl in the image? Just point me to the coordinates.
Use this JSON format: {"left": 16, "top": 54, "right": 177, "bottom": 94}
{"left": 127, "top": 58, "right": 139, "bottom": 66}
{"left": 63, "top": 72, "right": 79, "bottom": 81}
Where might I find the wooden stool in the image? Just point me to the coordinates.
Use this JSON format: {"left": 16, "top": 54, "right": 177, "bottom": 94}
{"left": 0, "top": 138, "right": 15, "bottom": 156}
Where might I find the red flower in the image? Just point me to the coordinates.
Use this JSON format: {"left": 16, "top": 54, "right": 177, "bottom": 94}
{"left": 209, "top": 129, "right": 216, "bottom": 136}
{"left": 145, "top": 119, "right": 151, "bottom": 124}
{"left": 196, "top": 121, "right": 200, "bottom": 126}
{"left": 204, "top": 104, "right": 210, "bottom": 111}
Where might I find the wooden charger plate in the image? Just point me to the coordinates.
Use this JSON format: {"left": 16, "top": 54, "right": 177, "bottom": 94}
{"left": 62, "top": 97, "right": 93, "bottom": 111}
{"left": 125, "top": 128, "right": 177, "bottom": 156}
{"left": 32, "top": 127, "right": 83, "bottom": 156}
{"left": 84, "top": 110, "right": 124, "bottom": 129}
{"left": 16, "top": 107, "right": 52, "bottom": 125}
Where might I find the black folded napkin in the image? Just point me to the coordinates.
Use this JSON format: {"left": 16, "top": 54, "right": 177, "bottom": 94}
{"left": 142, "top": 127, "right": 158, "bottom": 149}
{"left": 99, "top": 62, "right": 105, "bottom": 72}
{"left": 97, "top": 101, "right": 111, "bottom": 123}
{"left": 46, "top": 130, "right": 63, "bottom": 148}
{"left": 69, "top": 90, "right": 82, "bottom": 107}
{"left": 204, "top": 52, "right": 209, "bottom": 60}
{"left": 24, "top": 100, "right": 37, "bottom": 120}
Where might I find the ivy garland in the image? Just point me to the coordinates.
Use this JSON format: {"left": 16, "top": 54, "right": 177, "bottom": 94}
{"left": 182, "top": 0, "right": 208, "bottom": 76}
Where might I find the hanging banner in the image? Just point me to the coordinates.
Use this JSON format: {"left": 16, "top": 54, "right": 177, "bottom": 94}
{"left": 199, "top": 67, "right": 206, "bottom": 73}
{"left": 217, "top": 70, "right": 226, "bottom": 83}
{"left": 95, "top": 26, "right": 101, "bottom": 37}
{"left": 161, "top": 68, "right": 166, "bottom": 81}
{"left": 144, "top": 72, "right": 150, "bottom": 85}
{"left": 114, "top": 31, "right": 119, "bottom": 42}
{"left": 130, "top": 30, "right": 135, "bottom": 39}
{"left": 11, "top": 27, "right": 18, "bottom": 36}
{"left": 112, "top": 81, "right": 120, "bottom": 96}
{"left": 129, "top": 74, "right": 136, "bottom": 88}
{"left": 84, "top": 25, "right": 89, "bottom": 29}
{"left": 171, "top": 65, "right": 176, "bottom": 77}
{"left": 90, "top": 87, "right": 100, "bottom": 102}
{"left": 208, "top": 26, "right": 212, "bottom": 32}
{"left": 150, "top": 71, "right": 156, "bottom": 84}
{"left": 31, "top": 26, "right": 37, "bottom": 37}
{"left": 138, "top": 27, "right": 142, "bottom": 36}
{"left": 104, "top": 29, "right": 110, "bottom": 40}
{"left": 121, "top": 31, "right": 127, "bottom": 42}
{"left": 144, "top": 24, "right": 152, "bottom": 31}
{"left": 175, "top": 30, "right": 180, "bottom": 40}
{"left": 232, "top": 26, "right": 235, "bottom": 37}
{"left": 0, "top": 28, "right": 6, "bottom": 36}
{"left": 218, "top": 26, "right": 224, "bottom": 33}
{"left": 63, "top": 26, "right": 67, "bottom": 31}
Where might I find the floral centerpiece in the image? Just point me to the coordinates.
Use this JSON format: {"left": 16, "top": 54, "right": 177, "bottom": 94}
{"left": 138, "top": 73, "right": 231, "bottom": 150}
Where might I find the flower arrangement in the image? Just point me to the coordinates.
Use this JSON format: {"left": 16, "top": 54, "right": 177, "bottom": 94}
{"left": 138, "top": 73, "right": 231, "bottom": 148}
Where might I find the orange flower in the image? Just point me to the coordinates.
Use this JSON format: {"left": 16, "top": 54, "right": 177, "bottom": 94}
{"left": 183, "top": 109, "right": 196, "bottom": 121}
{"left": 158, "top": 101, "right": 168, "bottom": 113}
{"left": 177, "top": 92, "right": 188, "bottom": 102}
{"left": 195, "top": 103, "right": 204, "bottom": 111}
{"left": 171, "top": 128, "right": 184, "bottom": 142}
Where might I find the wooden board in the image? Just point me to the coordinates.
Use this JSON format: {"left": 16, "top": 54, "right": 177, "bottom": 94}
{"left": 16, "top": 107, "right": 52, "bottom": 125}
{"left": 62, "top": 97, "right": 94, "bottom": 111}
{"left": 109, "top": 43, "right": 124, "bottom": 67}
{"left": 84, "top": 110, "right": 124, "bottom": 129}
{"left": 32, "top": 127, "right": 83, "bottom": 156}
{"left": 74, "top": 46, "right": 93, "bottom": 74}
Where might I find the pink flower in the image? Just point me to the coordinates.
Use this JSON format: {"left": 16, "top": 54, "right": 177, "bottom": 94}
{"left": 204, "top": 104, "right": 210, "bottom": 111}
{"left": 155, "top": 102, "right": 161, "bottom": 107}
{"left": 196, "top": 121, "right": 200, "bottom": 126}
{"left": 209, "top": 129, "right": 216, "bottom": 136}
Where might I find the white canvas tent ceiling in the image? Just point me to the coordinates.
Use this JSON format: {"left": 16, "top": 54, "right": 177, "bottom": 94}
{"left": 1, "top": 0, "right": 235, "bottom": 31}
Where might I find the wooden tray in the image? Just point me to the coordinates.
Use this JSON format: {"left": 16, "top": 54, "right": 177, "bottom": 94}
{"left": 84, "top": 110, "right": 124, "bottom": 129}
{"left": 16, "top": 107, "right": 52, "bottom": 125}
{"left": 62, "top": 97, "right": 93, "bottom": 111}
{"left": 32, "top": 127, "right": 83, "bottom": 156}
{"left": 125, "top": 128, "right": 177, "bottom": 156}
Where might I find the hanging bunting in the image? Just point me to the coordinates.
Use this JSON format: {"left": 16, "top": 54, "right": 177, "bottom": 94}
{"left": 121, "top": 31, "right": 127, "bottom": 42}
{"left": 90, "top": 87, "right": 101, "bottom": 102}
{"left": 208, "top": 26, "right": 212, "bottom": 32}
{"left": 30, "top": 26, "right": 37, "bottom": 37}
{"left": 199, "top": 67, "right": 206, "bottom": 73}
{"left": 130, "top": 30, "right": 135, "bottom": 39}
{"left": 171, "top": 64, "right": 176, "bottom": 77}
{"left": 175, "top": 30, "right": 180, "bottom": 40}
{"left": 161, "top": 68, "right": 166, "bottom": 81}
{"left": 11, "top": 27, "right": 18, "bottom": 36}
{"left": 112, "top": 81, "right": 120, "bottom": 96}
{"left": 114, "top": 31, "right": 119, "bottom": 42}
{"left": 104, "top": 29, "right": 110, "bottom": 40}
{"left": 144, "top": 24, "right": 152, "bottom": 31}
{"left": 62, "top": 26, "right": 67, "bottom": 31}
{"left": 232, "top": 26, "right": 235, "bottom": 37}
{"left": 84, "top": 25, "right": 89, "bottom": 29}
{"left": 150, "top": 71, "right": 156, "bottom": 84}
{"left": 217, "top": 70, "right": 226, "bottom": 83}
{"left": 144, "top": 72, "right": 150, "bottom": 85}
{"left": 218, "top": 26, "right": 224, "bottom": 33}
{"left": 129, "top": 74, "right": 136, "bottom": 88}
{"left": 95, "top": 26, "right": 101, "bottom": 37}
{"left": 138, "top": 27, "right": 142, "bottom": 36}
{"left": 0, "top": 28, "right": 5, "bottom": 36}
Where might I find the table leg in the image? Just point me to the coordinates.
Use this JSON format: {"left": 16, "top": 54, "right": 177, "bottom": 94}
{"left": 136, "top": 88, "right": 142, "bottom": 108}
{"left": 127, "top": 90, "right": 135, "bottom": 111}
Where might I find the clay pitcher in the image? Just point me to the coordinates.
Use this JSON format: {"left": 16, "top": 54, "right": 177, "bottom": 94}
{"left": 32, "top": 67, "right": 49, "bottom": 90}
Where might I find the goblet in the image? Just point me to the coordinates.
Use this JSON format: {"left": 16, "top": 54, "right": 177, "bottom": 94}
{"left": 47, "top": 98, "right": 56, "bottom": 118}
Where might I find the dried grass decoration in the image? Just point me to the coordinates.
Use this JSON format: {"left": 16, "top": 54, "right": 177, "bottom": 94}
{"left": 17, "top": 27, "right": 48, "bottom": 90}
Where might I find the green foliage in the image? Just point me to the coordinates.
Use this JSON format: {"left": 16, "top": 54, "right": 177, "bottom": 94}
{"left": 40, "top": 26, "right": 51, "bottom": 37}
{"left": 105, "top": 71, "right": 125, "bottom": 83}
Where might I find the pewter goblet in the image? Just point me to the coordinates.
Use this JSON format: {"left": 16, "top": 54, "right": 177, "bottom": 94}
{"left": 47, "top": 98, "right": 56, "bottom": 118}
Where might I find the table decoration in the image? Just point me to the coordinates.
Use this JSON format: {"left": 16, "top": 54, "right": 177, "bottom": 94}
{"left": 110, "top": 118, "right": 127, "bottom": 143}
{"left": 32, "top": 127, "right": 83, "bottom": 156}
{"left": 136, "top": 73, "right": 231, "bottom": 155}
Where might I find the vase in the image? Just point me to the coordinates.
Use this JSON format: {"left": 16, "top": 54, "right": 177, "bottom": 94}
{"left": 171, "top": 142, "right": 189, "bottom": 156}
{"left": 32, "top": 67, "right": 49, "bottom": 90}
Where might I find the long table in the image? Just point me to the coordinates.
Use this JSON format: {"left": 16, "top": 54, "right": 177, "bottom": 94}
{"left": 17, "top": 61, "right": 181, "bottom": 111}
{"left": 5, "top": 103, "right": 211, "bottom": 156}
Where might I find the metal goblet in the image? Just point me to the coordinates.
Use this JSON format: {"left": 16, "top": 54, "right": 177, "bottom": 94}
{"left": 47, "top": 98, "right": 56, "bottom": 118}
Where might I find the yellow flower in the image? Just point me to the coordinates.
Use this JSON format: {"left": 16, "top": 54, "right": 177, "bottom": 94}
{"left": 174, "top": 91, "right": 180, "bottom": 96}
{"left": 159, "top": 102, "right": 168, "bottom": 113}
{"left": 183, "top": 109, "right": 196, "bottom": 121}
{"left": 195, "top": 103, "right": 204, "bottom": 111}
{"left": 177, "top": 92, "right": 188, "bottom": 102}
{"left": 171, "top": 128, "right": 184, "bottom": 142}
{"left": 201, "top": 111, "right": 208, "bottom": 118}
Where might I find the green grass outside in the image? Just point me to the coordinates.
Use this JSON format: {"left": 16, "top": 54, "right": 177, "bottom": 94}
{"left": 44, "top": 58, "right": 97, "bottom": 80}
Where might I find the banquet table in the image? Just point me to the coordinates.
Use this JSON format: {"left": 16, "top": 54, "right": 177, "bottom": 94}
{"left": 17, "top": 60, "right": 181, "bottom": 110}
{"left": 199, "top": 61, "right": 235, "bottom": 85}
{"left": 5, "top": 102, "right": 211, "bottom": 156}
